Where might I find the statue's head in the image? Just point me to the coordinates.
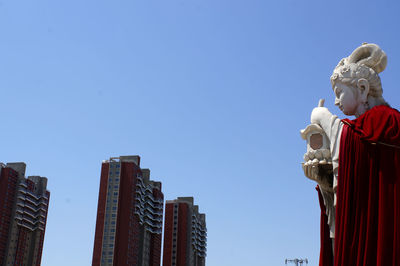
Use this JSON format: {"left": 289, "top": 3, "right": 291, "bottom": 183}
{"left": 330, "top": 43, "right": 388, "bottom": 116}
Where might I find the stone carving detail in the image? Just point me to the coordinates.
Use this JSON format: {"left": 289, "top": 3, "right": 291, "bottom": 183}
{"left": 301, "top": 100, "right": 333, "bottom": 193}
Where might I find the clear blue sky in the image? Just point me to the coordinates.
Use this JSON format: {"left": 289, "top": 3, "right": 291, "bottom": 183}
{"left": 1, "top": 0, "right": 400, "bottom": 265}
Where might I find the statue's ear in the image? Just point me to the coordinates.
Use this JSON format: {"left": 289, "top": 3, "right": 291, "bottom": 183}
{"left": 357, "top": 78, "right": 370, "bottom": 101}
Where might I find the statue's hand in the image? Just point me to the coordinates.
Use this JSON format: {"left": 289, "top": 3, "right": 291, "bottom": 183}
{"left": 302, "top": 163, "right": 333, "bottom": 192}
{"left": 302, "top": 163, "right": 320, "bottom": 181}
{"left": 311, "top": 107, "right": 333, "bottom": 125}
{"left": 302, "top": 148, "right": 334, "bottom": 192}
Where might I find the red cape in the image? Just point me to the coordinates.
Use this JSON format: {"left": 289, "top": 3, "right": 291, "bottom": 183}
{"left": 319, "top": 105, "right": 400, "bottom": 266}
{"left": 317, "top": 186, "right": 333, "bottom": 266}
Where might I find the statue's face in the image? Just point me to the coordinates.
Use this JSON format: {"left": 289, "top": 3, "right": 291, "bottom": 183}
{"left": 333, "top": 81, "right": 360, "bottom": 116}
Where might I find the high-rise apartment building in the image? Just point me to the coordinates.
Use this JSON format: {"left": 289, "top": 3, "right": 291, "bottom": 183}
{"left": 92, "top": 156, "right": 164, "bottom": 266}
{"left": 163, "top": 197, "right": 207, "bottom": 266}
{"left": 0, "top": 162, "right": 50, "bottom": 266}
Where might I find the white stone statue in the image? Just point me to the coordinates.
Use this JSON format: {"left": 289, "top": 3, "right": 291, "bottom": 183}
{"left": 301, "top": 43, "right": 389, "bottom": 239}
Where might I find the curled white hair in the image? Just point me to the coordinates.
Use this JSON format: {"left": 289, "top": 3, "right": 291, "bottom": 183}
{"left": 331, "top": 43, "right": 388, "bottom": 103}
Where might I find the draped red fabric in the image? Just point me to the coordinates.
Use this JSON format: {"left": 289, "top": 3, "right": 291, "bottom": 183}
{"left": 333, "top": 105, "right": 400, "bottom": 266}
{"left": 317, "top": 186, "right": 333, "bottom": 266}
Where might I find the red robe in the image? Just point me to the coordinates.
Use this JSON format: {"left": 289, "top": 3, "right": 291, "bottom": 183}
{"left": 319, "top": 105, "right": 400, "bottom": 266}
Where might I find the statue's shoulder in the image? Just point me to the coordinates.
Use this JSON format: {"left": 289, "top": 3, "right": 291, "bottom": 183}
{"left": 366, "top": 105, "right": 400, "bottom": 121}
{"left": 354, "top": 105, "right": 399, "bottom": 122}
{"left": 345, "top": 105, "right": 400, "bottom": 144}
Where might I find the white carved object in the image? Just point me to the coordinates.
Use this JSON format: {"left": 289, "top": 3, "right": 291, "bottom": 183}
{"left": 300, "top": 99, "right": 333, "bottom": 192}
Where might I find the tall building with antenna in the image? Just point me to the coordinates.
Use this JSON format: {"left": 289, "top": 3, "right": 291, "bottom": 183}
{"left": 92, "top": 156, "right": 164, "bottom": 266}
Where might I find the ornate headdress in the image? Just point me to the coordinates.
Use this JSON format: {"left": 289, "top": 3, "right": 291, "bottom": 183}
{"left": 330, "top": 43, "right": 387, "bottom": 97}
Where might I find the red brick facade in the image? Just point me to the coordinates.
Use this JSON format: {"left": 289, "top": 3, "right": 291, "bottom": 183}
{"left": 92, "top": 163, "right": 110, "bottom": 266}
{"left": 163, "top": 203, "right": 174, "bottom": 265}
{"left": 92, "top": 156, "right": 163, "bottom": 266}
{"left": 114, "top": 162, "right": 140, "bottom": 265}
{"left": 177, "top": 203, "right": 189, "bottom": 266}
{"left": 163, "top": 198, "right": 207, "bottom": 266}
{"left": 0, "top": 167, "right": 18, "bottom": 265}
{"left": 0, "top": 163, "right": 50, "bottom": 266}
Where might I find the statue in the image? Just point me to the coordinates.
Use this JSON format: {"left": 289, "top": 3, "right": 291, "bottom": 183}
{"left": 301, "top": 43, "right": 400, "bottom": 266}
